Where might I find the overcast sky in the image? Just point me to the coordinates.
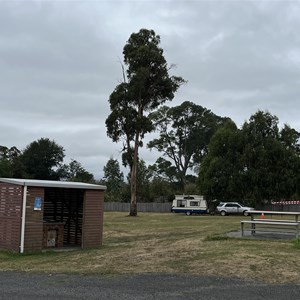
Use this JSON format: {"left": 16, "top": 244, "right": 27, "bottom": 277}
{"left": 1, "top": 0, "right": 300, "bottom": 179}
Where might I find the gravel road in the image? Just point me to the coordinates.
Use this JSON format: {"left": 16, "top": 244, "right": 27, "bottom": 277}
{"left": 0, "top": 272, "right": 299, "bottom": 299}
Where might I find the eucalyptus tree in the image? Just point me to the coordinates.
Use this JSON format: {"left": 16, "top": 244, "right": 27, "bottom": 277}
{"left": 103, "top": 158, "right": 124, "bottom": 202}
{"left": 58, "top": 159, "right": 95, "bottom": 183}
{"left": 0, "top": 146, "right": 24, "bottom": 178}
{"left": 280, "top": 124, "right": 300, "bottom": 153}
{"left": 200, "top": 110, "right": 300, "bottom": 206}
{"left": 106, "top": 29, "right": 184, "bottom": 216}
{"left": 242, "top": 111, "right": 300, "bottom": 203}
{"left": 199, "top": 120, "right": 246, "bottom": 202}
{"left": 136, "top": 159, "right": 152, "bottom": 202}
{"left": 148, "top": 101, "right": 228, "bottom": 191}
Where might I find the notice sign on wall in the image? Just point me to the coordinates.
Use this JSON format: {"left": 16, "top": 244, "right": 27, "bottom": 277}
{"left": 34, "top": 197, "right": 42, "bottom": 211}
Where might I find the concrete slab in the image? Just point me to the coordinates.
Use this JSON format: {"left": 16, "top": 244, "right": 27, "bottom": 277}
{"left": 226, "top": 230, "right": 297, "bottom": 240}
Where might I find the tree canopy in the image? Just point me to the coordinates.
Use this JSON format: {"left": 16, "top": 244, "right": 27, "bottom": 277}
{"left": 21, "top": 138, "right": 65, "bottom": 180}
{"left": 199, "top": 120, "right": 247, "bottom": 202}
{"left": 148, "top": 101, "right": 229, "bottom": 191}
{"left": 103, "top": 158, "right": 124, "bottom": 202}
{"left": 0, "top": 139, "right": 95, "bottom": 183}
{"left": 58, "top": 159, "right": 95, "bottom": 183}
{"left": 199, "top": 111, "right": 300, "bottom": 206}
{"left": 0, "top": 146, "right": 24, "bottom": 178}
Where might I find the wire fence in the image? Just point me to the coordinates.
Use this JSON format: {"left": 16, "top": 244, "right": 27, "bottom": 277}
{"left": 105, "top": 202, "right": 300, "bottom": 213}
{"left": 104, "top": 202, "right": 172, "bottom": 213}
{"left": 263, "top": 204, "right": 300, "bottom": 212}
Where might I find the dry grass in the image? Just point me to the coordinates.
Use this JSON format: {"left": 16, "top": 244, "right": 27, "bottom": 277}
{"left": 1, "top": 212, "right": 300, "bottom": 283}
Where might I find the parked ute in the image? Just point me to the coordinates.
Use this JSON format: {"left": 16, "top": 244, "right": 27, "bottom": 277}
{"left": 216, "top": 202, "right": 254, "bottom": 216}
{"left": 171, "top": 195, "right": 208, "bottom": 216}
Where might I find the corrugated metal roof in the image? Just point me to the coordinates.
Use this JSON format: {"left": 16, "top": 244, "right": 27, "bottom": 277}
{"left": 0, "top": 178, "right": 106, "bottom": 190}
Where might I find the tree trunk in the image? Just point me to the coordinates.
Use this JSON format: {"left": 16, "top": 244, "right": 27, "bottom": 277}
{"left": 182, "top": 177, "right": 187, "bottom": 194}
{"left": 130, "top": 162, "right": 137, "bottom": 216}
{"left": 129, "top": 132, "right": 140, "bottom": 216}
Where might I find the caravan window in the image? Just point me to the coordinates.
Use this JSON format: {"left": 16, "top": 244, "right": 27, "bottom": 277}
{"left": 190, "top": 201, "right": 199, "bottom": 207}
{"left": 177, "top": 200, "right": 186, "bottom": 207}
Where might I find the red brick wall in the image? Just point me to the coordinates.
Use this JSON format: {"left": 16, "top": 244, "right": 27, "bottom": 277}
{"left": 0, "top": 183, "right": 23, "bottom": 251}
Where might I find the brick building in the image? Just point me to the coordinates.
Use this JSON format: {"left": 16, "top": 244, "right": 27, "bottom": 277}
{"left": 0, "top": 178, "right": 106, "bottom": 253}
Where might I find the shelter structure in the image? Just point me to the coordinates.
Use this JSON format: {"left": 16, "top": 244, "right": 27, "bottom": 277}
{"left": 0, "top": 178, "right": 106, "bottom": 253}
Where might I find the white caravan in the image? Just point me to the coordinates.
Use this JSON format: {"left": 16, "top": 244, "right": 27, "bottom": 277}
{"left": 171, "top": 195, "right": 208, "bottom": 216}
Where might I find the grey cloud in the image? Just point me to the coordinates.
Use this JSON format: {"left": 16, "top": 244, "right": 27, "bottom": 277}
{"left": 1, "top": 0, "right": 300, "bottom": 179}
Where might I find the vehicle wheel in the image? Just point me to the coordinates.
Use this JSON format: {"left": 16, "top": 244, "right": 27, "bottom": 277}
{"left": 243, "top": 210, "right": 249, "bottom": 216}
{"left": 220, "top": 211, "right": 226, "bottom": 216}
{"left": 186, "top": 212, "right": 192, "bottom": 216}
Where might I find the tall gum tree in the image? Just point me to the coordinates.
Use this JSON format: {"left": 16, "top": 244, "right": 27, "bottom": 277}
{"left": 106, "top": 29, "right": 184, "bottom": 216}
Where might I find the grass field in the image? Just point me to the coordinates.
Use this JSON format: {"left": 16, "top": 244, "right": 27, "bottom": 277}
{"left": 1, "top": 212, "right": 300, "bottom": 283}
